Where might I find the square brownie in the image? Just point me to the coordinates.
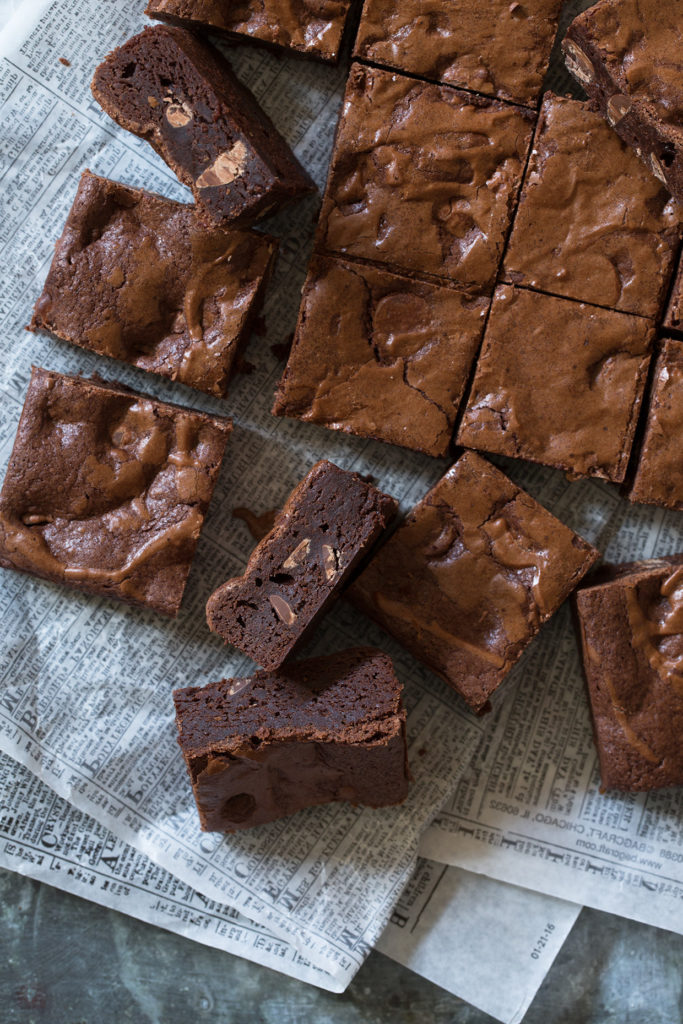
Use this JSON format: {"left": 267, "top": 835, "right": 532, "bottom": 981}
{"left": 29, "top": 171, "right": 278, "bottom": 398}
{"left": 271, "top": 255, "right": 489, "bottom": 457}
{"left": 91, "top": 25, "right": 315, "bottom": 227}
{"left": 503, "top": 93, "right": 680, "bottom": 319}
{"left": 206, "top": 460, "right": 397, "bottom": 669}
{"left": 0, "top": 367, "right": 231, "bottom": 616}
{"left": 173, "top": 647, "right": 409, "bottom": 831}
{"left": 349, "top": 451, "right": 599, "bottom": 713}
{"left": 575, "top": 557, "right": 683, "bottom": 791}
{"left": 562, "top": 0, "right": 683, "bottom": 204}
{"left": 457, "top": 285, "right": 654, "bottom": 483}
{"left": 316, "top": 64, "right": 535, "bottom": 289}
{"left": 146, "top": 0, "right": 354, "bottom": 64}
{"left": 628, "top": 339, "right": 683, "bottom": 511}
{"left": 353, "top": 0, "right": 563, "bottom": 108}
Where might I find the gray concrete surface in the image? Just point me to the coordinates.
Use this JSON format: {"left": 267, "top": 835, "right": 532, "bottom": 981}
{"left": 1, "top": 870, "right": 681, "bottom": 1024}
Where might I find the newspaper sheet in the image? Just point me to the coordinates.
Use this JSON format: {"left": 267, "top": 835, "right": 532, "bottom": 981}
{"left": 0, "top": 752, "right": 581, "bottom": 1023}
{"left": 0, "top": 0, "right": 491, "bottom": 993}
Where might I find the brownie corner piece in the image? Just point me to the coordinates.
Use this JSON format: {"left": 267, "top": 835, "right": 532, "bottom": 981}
{"left": 272, "top": 254, "right": 489, "bottom": 457}
{"left": 206, "top": 460, "right": 396, "bottom": 668}
{"left": 145, "top": 0, "right": 353, "bottom": 64}
{"left": 91, "top": 25, "right": 315, "bottom": 227}
{"left": 0, "top": 366, "right": 231, "bottom": 616}
{"left": 628, "top": 337, "right": 683, "bottom": 511}
{"left": 349, "top": 450, "right": 599, "bottom": 712}
{"left": 29, "top": 170, "right": 278, "bottom": 397}
{"left": 574, "top": 556, "right": 683, "bottom": 791}
{"left": 457, "top": 285, "right": 654, "bottom": 482}
{"left": 173, "top": 647, "right": 409, "bottom": 831}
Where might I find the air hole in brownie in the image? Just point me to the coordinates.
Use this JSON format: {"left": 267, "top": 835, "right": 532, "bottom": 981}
{"left": 320, "top": 523, "right": 329, "bottom": 533}
{"left": 121, "top": 62, "right": 136, "bottom": 79}
{"left": 221, "top": 793, "right": 255, "bottom": 823}
{"left": 254, "top": 577, "right": 263, "bottom": 587}
{"left": 661, "top": 145, "right": 676, "bottom": 167}
{"left": 269, "top": 573, "right": 293, "bottom": 584}
{"left": 250, "top": 736, "right": 262, "bottom": 748}
{"left": 236, "top": 615, "right": 245, "bottom": 627}
{"left": 159, "top": 75, "right": 173, "bottom": 90}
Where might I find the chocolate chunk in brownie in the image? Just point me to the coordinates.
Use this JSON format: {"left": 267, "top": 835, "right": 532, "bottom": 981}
{"left": 562, "top": 0, "right": 683, "bottom": 204}
{"left": 145, "top": 0, "right": 354, "bottom": 64}
{"left": 503, "top": 93, "right": 681, "bottom": 319}
{"left": 349, "top": 451, "right": 599, "bottom": 713}
{"left": 628, "top": 338, "right": 683, "bottom": 511}
{"left": 29, "top": 171, "right": 278, "bottom": 398}
{"left": 316, "top": 64, "right": 535, "bottom": 289}
{"left": 0, "top": 367, "right": 231, "bottom": 616}
{"left": 457, "top": 285, "right": 654, "bottom": 483}
{"left": 272, "top": 255, "right": 489, "bottom": 457}
{"left": 353, "top": 0, "right": 563, "bottom": 108}
{"left": 91, "top": 25, "right": 315, "bottom": 227}
{"left": 575, "top": 557, "right": 683, "bottom": 791}
{"left": 173, "top": 647, "right": 409, "bottom": 831}
{"left": 206, "top": 460, "right": 396, "bottom": 669}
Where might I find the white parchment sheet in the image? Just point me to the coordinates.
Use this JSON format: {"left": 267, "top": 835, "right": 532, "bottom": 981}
{"left": 0, "top": 752, "right": 580, "bottom": 1023}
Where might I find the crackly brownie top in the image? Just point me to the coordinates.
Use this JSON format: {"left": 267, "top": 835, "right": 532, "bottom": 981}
{"left": 503, "top": 94, "right": 681, "bottom": 319}
{"left": 31, "top": 171, "right": 277, "bottom": 397}
{"left": 349, "top": 451, "right": 599, "bottom": 710}
{"left": 576, "top": 556, "right": 683, "bottom": 789}
{"left": 317, "top": 64, "right": 535, "bottom": 289}
{"left": 0, "top": 367, "right": 230, "bottom": 615}
{"left": 354, "top": 0, "right": 563, "bottom": 107}
{"left": 272, "top": 255, "right": 489, "bottom": 457}
{"left": 146, "top": 0, "right": 353, "bottom": 61}
{"left": 629, "top": 339, "right": 683, "bottom": 511}
{"left": 458, "top": 285, "right": 654, "bottom": 483}
{"left": 173, "top": 647, "right": 404, "bottom": 760}
{"left": 565, "top": 0, "right": 683, "bottom": 128}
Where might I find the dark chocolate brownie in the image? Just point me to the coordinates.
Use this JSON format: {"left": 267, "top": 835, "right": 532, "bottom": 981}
{"left": 206, "top": 460, "right": 396, "bottom": 669}
{"left": 29, "top": 171, "right": 278, "bottom": 398}
{"left": 353, "top": 0, "right": 563, "bottom": 108}
{"left": 562, "top": 0, "right": 683, "bottom": 204}
{"left": 91, "top": 25, "right": 315, "bottom": 227}
{"left": 664, "top": 249, "right": 683, "bottom": 331}
{"left": 575, "top": 557, "right": 683, "bottom": 791}
{"left": 272, "top": 255, "right": 489, "bottom": 457}
{"left": 0, "top": 367, "right": 231, "bottom": 616}
{"left": 173, "top": 647, "right": 410, "bottom": 831}
{"left": 316, "top": 64, "right": 536, "bottom": 289}
{"left": 628, "top": 338, "right": 683, "bottom": 511}
{"left": 457, "top": 285, "right": 654, "bottom": 483}
{"left": 145, "top": 0, "right": 354, "bottom": 64}
{"left": 349, "top": 451, "right": 599, "bottom": 713}
{"left": 503, "top": 93, "right": 681, "bottom": 319}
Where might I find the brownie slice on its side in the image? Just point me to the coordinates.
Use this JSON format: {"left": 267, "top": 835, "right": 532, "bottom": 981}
{"left": 173, "top": 648, "right": 410, "bottom": 832}
{"left": 29, "top": 171, "right": 278, "bottom": 398}
{"left": 349, "top": 451, "right": 600, "bottom": 713}
{"left": 628, "top": 338, "right": 683, "bottom": 511}
{"left": 562, "top": 0, "right": 683, "bottom": 204}
{"left": 145, "top": 0, "right": 355, "bottom": 64}
{"left": 206, "top": 461, "right": 397, "bottom": 669}
{"left": 91, "top": 25, "right": 315, "bottom": 227}
{"left": 574, "top": 557, "right": 683, "bottom": 791}
{"left": 0, "top": 367, "right": 231, "bottom": 617}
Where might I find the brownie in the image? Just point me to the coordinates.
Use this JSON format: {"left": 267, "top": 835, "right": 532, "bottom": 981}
{"left": 206, "top": 460, "right": 396, "bottom": 668}
{"left": 349, "top": 451, "right": 599, "bottom": 713}
{"left": 316, "top": 64, "right": 536, "bottom": 289}
{"left": 29, "top": 171, "right": 278, "bottom": 398}
{"left": 0, "top": 367, "right": 231, "bottom": 616}
{"left": 173, "top": 648, "right": 409, "bottom": 831}
{"left": 271, "top": 255, "right": 489, "bottom": 457}
{"left": 664, "top": 250, "right": 683, "bottom": 331}
{"left": 503, "top": 93, "right": 681, "bottom": 319}
{"left": 457, "top": 285, "right": 654, "bottom": 483}
{"left": 145, "top": 0, "right": 354, "bottom": 64}
{"left": 562, "top": 0, "right": 683, "bottom": 204}
{"left": 353, "top": 0, "right": 563, "bottom": 108}
{"left": 628, "top": 339, "right": 683, "bottom": 511}
{"left": 91, "top": 25, "right": 315, "bottom": 227}
{"left": 575, "top": 557, "right": 683, "bottom": 791}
